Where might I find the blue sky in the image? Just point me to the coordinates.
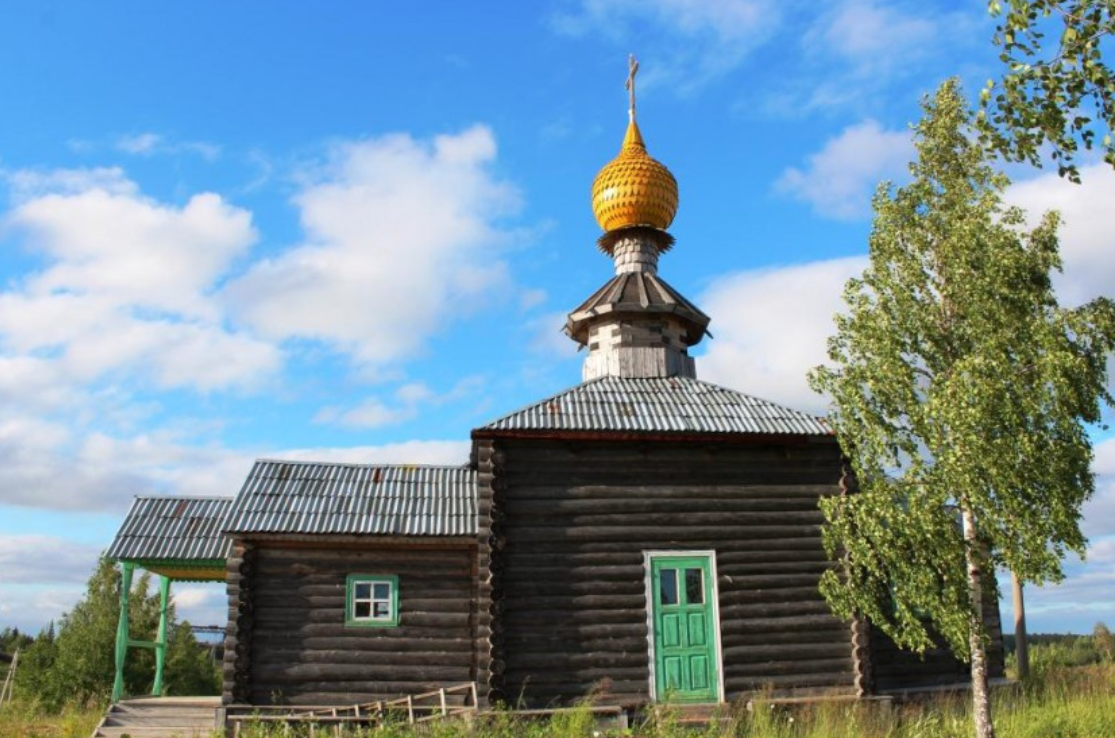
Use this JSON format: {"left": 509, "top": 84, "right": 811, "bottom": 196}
{"left": 1, "top": 1, "right": 1113, "bottom": 636}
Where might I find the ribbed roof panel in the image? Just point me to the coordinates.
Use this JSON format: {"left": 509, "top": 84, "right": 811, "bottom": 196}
{"left": 106, "top": 496, "right": 233, "bottom": 562}
{"left": 224, "top": 461, "right": 477, "bottom": 536}
{"left": 477, "top": 376, "right": 831, "bottom": 436}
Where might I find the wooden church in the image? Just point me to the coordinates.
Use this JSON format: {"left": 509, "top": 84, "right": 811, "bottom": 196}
{"left": 106, "top": 62, "right": 1003, "bottom": 710}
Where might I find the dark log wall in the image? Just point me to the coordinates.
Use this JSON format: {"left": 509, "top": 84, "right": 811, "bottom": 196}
{"left": 869, "top": 587, "right": 1005, "bottom": 692}
{"left": 223, "top": 541, "right": 255, "bottom": 705}
{"left": 488, "top": 437, "right": 854, "bottom": 708}
{"left": 228, "top": 540, "right": 476, "bottom": 705}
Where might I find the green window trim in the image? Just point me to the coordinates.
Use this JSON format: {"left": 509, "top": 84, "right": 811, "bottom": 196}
{"left": 345, "top": 574, "right": 400, "bottom": 627}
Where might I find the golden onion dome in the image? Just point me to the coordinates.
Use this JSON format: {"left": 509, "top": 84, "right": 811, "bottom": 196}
{"left": 591, "top": 117, "right": 678, "bottom": 233}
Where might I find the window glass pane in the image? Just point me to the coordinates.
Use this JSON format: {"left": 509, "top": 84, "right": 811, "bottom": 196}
{"left": 373, "top": 582, "right": 391, "bottom": 601}
{"left": 660, "top": 569, "right": 678, "bottom": 605}
{"left": 685, "top": 568, "right": 704, "bottom": 604}
{"left": 354, "top": 601, "right": 371, "bottom": 618}
{"left": 354, "top": 582, "right": 372, "bottom": 600}
{"left": 373, "top": 601, "right": 391, "bottom": 619}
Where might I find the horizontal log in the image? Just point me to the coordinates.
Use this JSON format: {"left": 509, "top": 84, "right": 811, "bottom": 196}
{"left": 725, "top": 671, "right": 854, "bottom": 691}
{"left": 500, "top": 594, "right": 643, "bottom": 612}
{"left": 724, "top": 656, "right": 851, "bottom": 678}
{"left": 719, "top": 586, "right": 825, "bottom": 607}
{"left": 501, "top": 537, "right": 826, "bottom": 554}
{"left": 502, "top": 469, "right": 840, "bottom": 487}
{"left": 249, "top": 639, "right": 474, "bottom": 658}
{"left": 718, "top": 573, "right": 823, "bottom": 590}
{"left": 497, "top": 578, "right": 645, "bottom": 598}
{"left": 251, "top": 611, "right": 469, "bottom": 630}
{"left": 719, "top": 600, "right": 835, "bottom": 620}
{"left": 504, "top": 651, "right": 645, "bottom": 671}
{"left": 718, "top": 614, "right": 847, "bottom": 635}
{"left": 503, "top": 496, "right": 827, "bottom": 514}
{"left": 499, "top": 622, "right": 645, "bottom": 642}
{"left": 503, "top": 665, "right": 647, "bottom": 683}
{"left": 504, "top": 511, "right": 825, "bottom": 529}
{"left": 246, "top": 680, "right": 459, "bottom": 701}
{"left": 722, "top": 642, "right": 851, "bottom": 664}
{"left": 505, "top": 525, "right": 823, "bottom": 544}
{"left": 500, "top": 635, "right": 648, "bottom": 655}
{"left": 721, "top": 627, "right": 848, "bottom": 649}
{"left": 717, "top": 559, "right": 833, "bottom": 574}
{"left": 250, "top": 594, "right": 470, "bottom": 612}
{"left": 500, "top": 564, "right": 645, "bottom": 581}
{"left": 253, "top": 663, "right": 469, "bottom": 682}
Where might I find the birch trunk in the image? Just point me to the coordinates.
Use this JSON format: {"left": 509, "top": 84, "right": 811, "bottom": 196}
{"left": 962, "top": 506, "right": 995, "bottom": 738}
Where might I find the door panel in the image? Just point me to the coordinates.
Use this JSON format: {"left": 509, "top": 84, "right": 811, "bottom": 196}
{"left": 650, "top": 555, "right": 719, "bottom": 702}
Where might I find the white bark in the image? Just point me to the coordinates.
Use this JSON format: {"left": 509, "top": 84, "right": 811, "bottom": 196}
{"left": 962, "top": 506, "right": 996, "bottom": 738}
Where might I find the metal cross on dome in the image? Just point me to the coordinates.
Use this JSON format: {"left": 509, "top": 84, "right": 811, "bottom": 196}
{"left": 626, "top": 54, "right": 639, "bottom": 120}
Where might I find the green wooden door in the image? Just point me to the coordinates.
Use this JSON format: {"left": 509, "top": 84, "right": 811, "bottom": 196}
{"left": 650, "top": 555, "right": 719, "bottom": 702}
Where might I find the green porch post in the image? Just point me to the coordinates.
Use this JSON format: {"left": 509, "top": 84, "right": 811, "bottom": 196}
{"left": 152, "top": 575, "right": 170, "bottom": 695}
{"left": 112, "top": 562, "right": 134, "bottom": 703}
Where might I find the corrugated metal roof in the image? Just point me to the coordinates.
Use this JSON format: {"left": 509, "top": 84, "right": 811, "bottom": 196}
{"left": 224, "top": 461, "right": 477, "bottom": 536}
{"left": 477, "top": 375, "right": 831, "bottom": 436}
{"left": 106, "top": 496, "right": 233, "bottom": 562}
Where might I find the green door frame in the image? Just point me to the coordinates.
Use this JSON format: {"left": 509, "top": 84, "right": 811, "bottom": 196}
{"left": 644, "top": 550, "right": 724, "bottom": 703}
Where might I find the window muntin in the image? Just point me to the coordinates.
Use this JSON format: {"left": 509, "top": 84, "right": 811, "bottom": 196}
{"left": 346, "top": 574, "right": 399, "bottom": 627}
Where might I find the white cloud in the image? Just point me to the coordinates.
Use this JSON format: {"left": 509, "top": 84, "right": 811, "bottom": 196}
{"left": 270, "top": 440, "right": 472, "bottom": 467}
{"left": 775, "top": 119, "right": 911, "bottom": 220}
{"left": 224, "top": 126, "right": 521, "bottom": 372}
{"left": 0, "top": 536, "right": 101, "bottom": 584}
{"left": 1006, "top": 163, "right": 1115, "bottom": 307}
{"left": 0, "top": 420, "right": 255, "bottom": 511}
{"left": 115, "top": 132, "right": 221, "bottom": 161}
{"left": 0, "top": 169, "right": 279, "bottom": 393}
{"left": 697, "top": 256, "right": 867, "bottom": 413}
{"left": 770, "top": 1, "right": 981, "bottom": 115}
{"left": 315, "top": 397, "right": 418, "bottom": 429}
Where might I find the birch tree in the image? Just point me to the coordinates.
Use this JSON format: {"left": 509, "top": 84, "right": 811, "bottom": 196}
{"left": 810, "top": 79, "right": 1115, "bottom": 738}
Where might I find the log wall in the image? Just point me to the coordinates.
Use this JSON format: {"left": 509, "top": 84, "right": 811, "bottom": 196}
{"left": 869, "top": 588, "right": 1006, "bottom": 692}
{"left": 487, "top": 437, "right": 854, "bottom": 708}
{"left": 224, "top": 539, "right": 476, "bottom": 705}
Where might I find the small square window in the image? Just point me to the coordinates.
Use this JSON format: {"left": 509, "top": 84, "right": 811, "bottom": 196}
{"left": 346, "top": 574, "right": 399, "bottom": 627}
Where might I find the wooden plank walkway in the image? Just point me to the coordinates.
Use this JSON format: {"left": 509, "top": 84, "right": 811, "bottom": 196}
{"left": 91, "top": 696, "right": 222, "bottom": 738}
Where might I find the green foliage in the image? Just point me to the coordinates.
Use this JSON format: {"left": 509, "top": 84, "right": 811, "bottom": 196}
{"left": 163, "top": 622, "right": 221, "bottom": 696}
{"left": 1094, "top": 621, "right": 1115, "bottom": 661}
{"left": 0, "top": 627, "right": 33, "bottom": 655}
{"left": 10, "top": 558, "right": 221, "bottom": 711}
{"left": 982, "top": 1, "right": 1115, "bottom": 178}
{"left": 809, "top": 79, "right": 1115, "bottom": 662}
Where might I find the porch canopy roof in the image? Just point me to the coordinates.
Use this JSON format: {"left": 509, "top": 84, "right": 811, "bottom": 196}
{"left": 106, "top": 496, "right": 232, "bottom": 581}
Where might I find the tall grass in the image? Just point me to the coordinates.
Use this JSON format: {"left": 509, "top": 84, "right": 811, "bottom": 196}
{"left": 0, "top": 696, "right": 102, "bottom": 738}
{"left": 5, "top": 646, "right": 1111, "bottom": 738}
{"left": 228, "top": 660, "right": 1114, "bottom": 738}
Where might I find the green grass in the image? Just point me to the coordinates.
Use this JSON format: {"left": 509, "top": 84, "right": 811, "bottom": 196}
{"left": 228, "top": 661, "right": 1115, "bottom": 738}
{"left": 4, "top": 651, "right": 1111, "bottom": 738}
{"left": 0, "top": 697, "right": 103, "bottom": 738}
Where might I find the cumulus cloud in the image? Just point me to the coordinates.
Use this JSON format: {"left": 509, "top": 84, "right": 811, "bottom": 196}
{"left": 697, "top": 256, "right": 866, "bottom": 413}
{"left": 1006, "top": 163, "right": 1115, "bottom": 307}
{"left": 224, "top": 126, "right": 520, "bottom": 373}
{"left": 0, "top": 420, "right": 256, "bottom": 511}
{"left": 775, "top": 120, "right": 911, "bottom": 220}
{"left": 0, "top": 169, "right": 279, "bottom": 392}
{"left": 268, "top": 440, "right": 472, "bottom": 466}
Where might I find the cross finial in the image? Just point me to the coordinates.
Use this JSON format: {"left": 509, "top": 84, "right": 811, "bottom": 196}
{"left": 625, "top": 54, "right": 639, "bottom": 122}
